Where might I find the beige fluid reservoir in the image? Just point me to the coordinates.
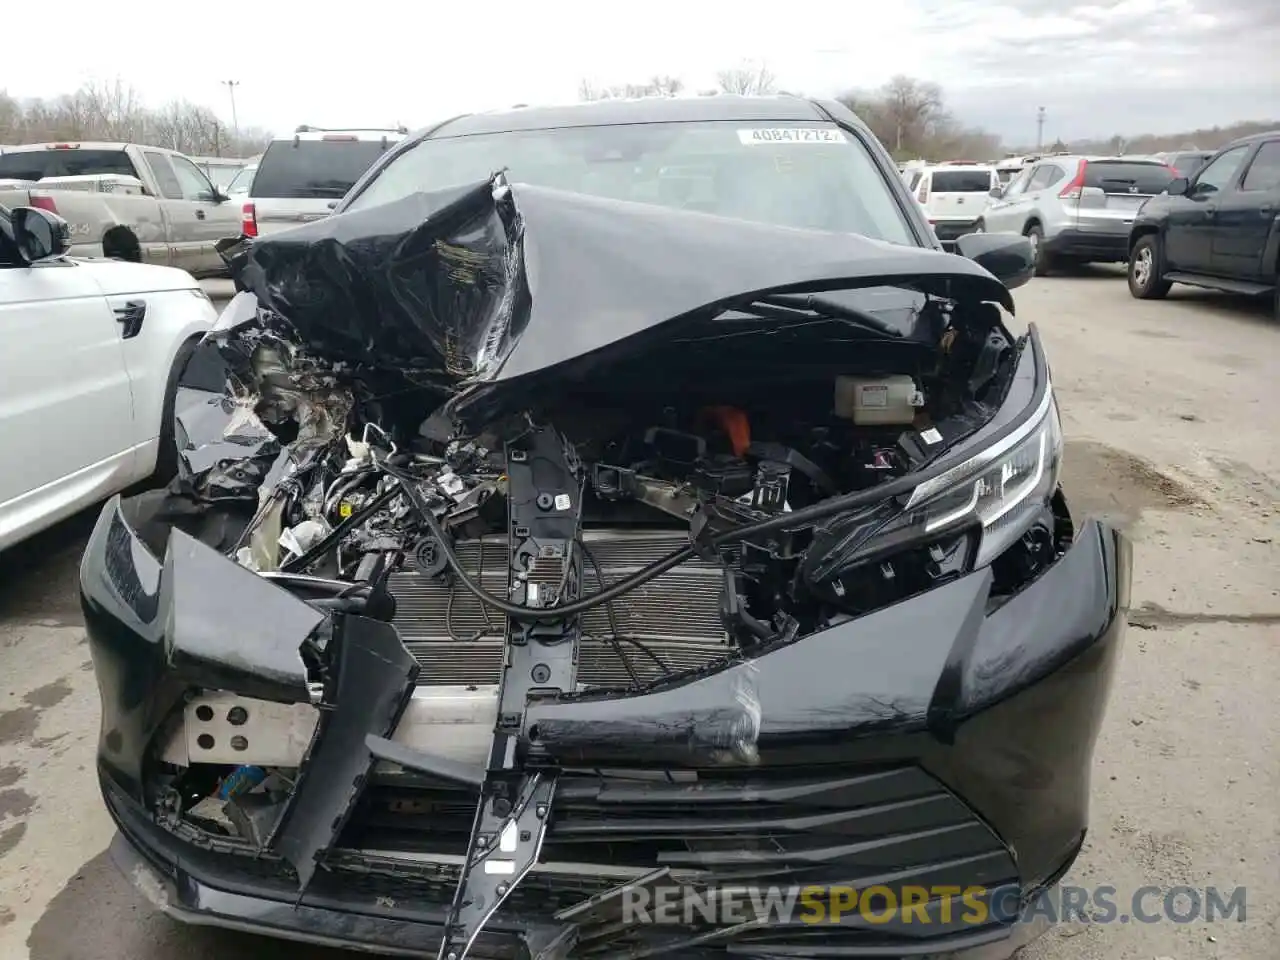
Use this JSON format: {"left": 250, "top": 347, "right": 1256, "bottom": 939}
{"left": 834, "top": 374, "right": 925, "bottom": 426}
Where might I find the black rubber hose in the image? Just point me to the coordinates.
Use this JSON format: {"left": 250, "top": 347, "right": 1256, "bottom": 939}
{"left": 376, "top": 447, "right": 929, "bottom": 621}
{"left": 377, "top": 456, "right": 696, "bottom": 622}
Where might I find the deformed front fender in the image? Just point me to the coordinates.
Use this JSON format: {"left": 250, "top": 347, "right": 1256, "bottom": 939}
{"left": 81, "top": 495, "right": 322, "bottom": 801}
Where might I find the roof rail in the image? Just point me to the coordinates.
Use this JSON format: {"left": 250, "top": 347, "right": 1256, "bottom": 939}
{"left": 294, "top": 124, "right": 409, "bottom": 135}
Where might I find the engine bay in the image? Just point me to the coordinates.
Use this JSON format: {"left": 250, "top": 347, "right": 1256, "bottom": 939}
{"left": 141, "top": 279, "right": 1040, "bottom": 704}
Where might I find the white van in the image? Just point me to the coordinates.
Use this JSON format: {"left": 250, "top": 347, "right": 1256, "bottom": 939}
{"left": 912, "top": 163, "right": 1000, "bottom": 243}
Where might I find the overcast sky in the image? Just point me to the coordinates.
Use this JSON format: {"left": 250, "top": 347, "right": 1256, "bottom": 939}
{"left": 7, "top": 0, "right": 1277, "bottom": 145}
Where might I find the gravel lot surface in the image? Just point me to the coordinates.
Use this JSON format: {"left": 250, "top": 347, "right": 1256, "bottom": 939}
{"left": 1, "top": 269, "right": 1276, "bottom": 959}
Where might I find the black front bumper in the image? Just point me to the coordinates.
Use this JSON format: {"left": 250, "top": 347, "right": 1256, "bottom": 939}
{"left": 1043, "top": 230, "right": 1130, "bottom": 262}
{"left": 85, "top": 495, "right": 1130, "bottom": 959}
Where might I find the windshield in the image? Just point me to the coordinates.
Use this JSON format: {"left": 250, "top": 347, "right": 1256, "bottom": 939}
{"left": 251, "top": 140, "right": 393, "bottom": 199}
{"left": 0, "top": 148, "right": 138, "bottom": 181}
{"left": 225, "top": 165, "right": 257, "bottom": 194}
{"left": 1168, "top": 152, "right": 1211, "bottom": 176}
{"left": 345, "top": 121, "right": 915, "bottom": 243}
{"left": 203, "top": 164, "right": 244, "bottom": 190}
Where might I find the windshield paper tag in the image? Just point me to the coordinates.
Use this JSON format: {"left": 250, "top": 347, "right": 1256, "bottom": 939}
{"left": 738, "top": 128, "right": 848, "bottom": 145}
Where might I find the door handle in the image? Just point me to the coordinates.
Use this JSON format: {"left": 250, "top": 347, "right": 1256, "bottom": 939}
{"left": 195, "top": 209, "right": 206, "bottom": 220}
{"left": 113, "top": 300, "right": 146, "bottom": 339}
{"left": 1260, "top": 204, "right": 1274, "bottom": 215}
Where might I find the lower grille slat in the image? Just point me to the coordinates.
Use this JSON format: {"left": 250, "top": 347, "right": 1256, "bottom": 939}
{"left": 341, "top": 763, "right": 1016, "bottom": 890}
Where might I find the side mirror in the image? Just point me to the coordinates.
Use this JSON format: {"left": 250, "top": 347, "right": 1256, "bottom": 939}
{"left": 953, "top": 231, "right": 1034, "bottom": 290}
{"left": 1166, "top": 177, "right": 1190, "bottom": 197}
{"left": 213, "top": 190, "right": 231, "bottom": 203}
{"left": 988, "top": 186, "right": 1004, "bottom": 199}
{"left": 326, "top": 200, "right": 339, "bottom": 210}
{"left": 11, "top": 206, "right": 71, "bottom": 263}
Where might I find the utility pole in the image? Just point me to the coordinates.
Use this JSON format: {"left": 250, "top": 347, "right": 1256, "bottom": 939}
{"left": 222, "top": 80, "right": 241, "bottom": 138}
{"left": 1036, "top": 106, "right": 1046, "bottom": 152}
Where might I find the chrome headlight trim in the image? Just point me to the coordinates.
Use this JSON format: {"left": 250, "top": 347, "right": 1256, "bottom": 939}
{"left": 905, "top": 380, "right": 1056, "bottom": 510}
{"left": 905, "top": 382, "right": 1061, "bottom": 567}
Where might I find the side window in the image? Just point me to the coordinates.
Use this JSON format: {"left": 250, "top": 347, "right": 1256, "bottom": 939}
{"left": 144, "top": 152, "right": 183, "bottom": 200}
{"left": 1003, "top": 167, "right": 1034, "bottom": 197}
{"left": 1193, "top": 145, "right": 1251, "bottom": 195}
{"left": 1240, "top": 141, "right": 1280, "bottom": 192}
{"left": 168, "top": 156, "right": 217, "bottom": 202}
{"left": 1027, "top": 165, "right": 1057, "bottom": 191}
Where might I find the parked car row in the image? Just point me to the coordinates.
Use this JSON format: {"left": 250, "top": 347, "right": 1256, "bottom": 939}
{"left": 900, "top": 135, "right": 1279, "bottom": 319}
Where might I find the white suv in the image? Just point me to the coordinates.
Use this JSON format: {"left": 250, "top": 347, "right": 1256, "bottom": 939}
{"left": 241, "top": 127, "right": 406, "bottom": 237}
{"left": 978, "top": 155, "right": 1175, "bottom": 275}
{"left": 912, "top": 163, "right": 1000, "bottom": 244}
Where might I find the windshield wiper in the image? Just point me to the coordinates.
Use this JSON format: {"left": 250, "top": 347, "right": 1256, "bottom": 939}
{"left": 755, "top": 292, "right": 905, "bottom": 338}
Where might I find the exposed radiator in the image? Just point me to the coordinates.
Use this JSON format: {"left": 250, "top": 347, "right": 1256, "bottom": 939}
{"left": 387, "top": 529, "right": 732, "bottom": 687}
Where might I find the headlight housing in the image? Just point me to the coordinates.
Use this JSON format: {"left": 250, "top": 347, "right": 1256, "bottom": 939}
{"left": 905, "top": 385, "right": 1063, "bottom": 567}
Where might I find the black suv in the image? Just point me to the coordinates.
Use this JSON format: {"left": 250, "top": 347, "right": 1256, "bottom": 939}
{"left": 1128, "top": 131, "right": 1280, "bottom": 318}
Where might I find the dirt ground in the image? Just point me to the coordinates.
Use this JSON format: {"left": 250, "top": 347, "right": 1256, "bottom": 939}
{"left": 0, "top": 269, "right": 1276, "bottom": 959}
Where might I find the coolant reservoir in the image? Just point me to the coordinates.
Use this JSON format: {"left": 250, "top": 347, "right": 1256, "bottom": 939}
{"left": 834, "top": 375, "right": 924, "bottom": 426}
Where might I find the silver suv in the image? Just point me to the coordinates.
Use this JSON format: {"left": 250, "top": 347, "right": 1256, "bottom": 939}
{"left": 243, "top": 126, "right": 406, "bottom": 237}
{"left": 978, "top": 155, "right": 1174, "bottom": 275}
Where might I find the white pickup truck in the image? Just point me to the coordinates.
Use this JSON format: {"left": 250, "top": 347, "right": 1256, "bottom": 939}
{"left": 0, "top": 142, "right": 242, "bottom": 278}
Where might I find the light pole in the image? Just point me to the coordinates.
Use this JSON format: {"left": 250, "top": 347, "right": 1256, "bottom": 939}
{"left": 222, "top": 80, "right": 241, "bottom": 138}
{"left": 1036, "top": 106, "right": 1046, "bottom": 152}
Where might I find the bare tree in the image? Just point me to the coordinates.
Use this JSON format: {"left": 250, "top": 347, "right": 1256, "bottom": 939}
{"left": 0, "top": 91, "right": 22, "bottom": 143}
{"left": 877, "top": 75, "right": 947, "bottom": 153}
{"left": 0, "top": 82, "right": 272, "bottom": 157}
{"left": 648, "top": 74, "right": 685, "bottom": 97}
{"left": 80, "top": 78, "right": 147, "bottom": 140}
{"left": 579, "top": 74, "right": 686, "bottom": 101}
{"left": 836, "top": 76, "right": 996, "bottom": 162}
{"left": 716, "top": 61, "right": 777, "bottom": 96}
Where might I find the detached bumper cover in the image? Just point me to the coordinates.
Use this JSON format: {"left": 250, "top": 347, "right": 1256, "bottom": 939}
{"left": 85, "top": 496, "right": 1130, "bottom": 959}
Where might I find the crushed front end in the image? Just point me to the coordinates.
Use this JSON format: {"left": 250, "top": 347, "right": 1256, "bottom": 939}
{"left": 83, "top": 178, "right": 1130, "bottom": 960}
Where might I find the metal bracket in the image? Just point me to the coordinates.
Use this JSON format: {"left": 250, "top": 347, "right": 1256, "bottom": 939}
{"left": 438, "top": 426, "right": 582, "bottom": 960}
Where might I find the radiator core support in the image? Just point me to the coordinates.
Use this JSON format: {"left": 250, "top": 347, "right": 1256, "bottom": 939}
{"left": 438, "top": 427, "right": 583, "bottom": 960}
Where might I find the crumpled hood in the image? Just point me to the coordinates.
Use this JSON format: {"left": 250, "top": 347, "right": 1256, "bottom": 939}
{"left": 224, "top": 175, "right": 1014, "bottom": 391}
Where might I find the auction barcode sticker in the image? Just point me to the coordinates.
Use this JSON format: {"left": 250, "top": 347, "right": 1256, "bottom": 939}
{"left": 738, "top": 128, "right": 848, "bottom": 145}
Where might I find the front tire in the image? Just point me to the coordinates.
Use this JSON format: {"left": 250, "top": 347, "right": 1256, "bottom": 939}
{"left": 1128, "top": 235, "right": 1172, "bottom": 300}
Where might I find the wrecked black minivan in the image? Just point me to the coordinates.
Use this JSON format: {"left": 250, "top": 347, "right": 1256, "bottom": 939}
{"left": 81, "top": 98, "right": 1129, "bottom": 960}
